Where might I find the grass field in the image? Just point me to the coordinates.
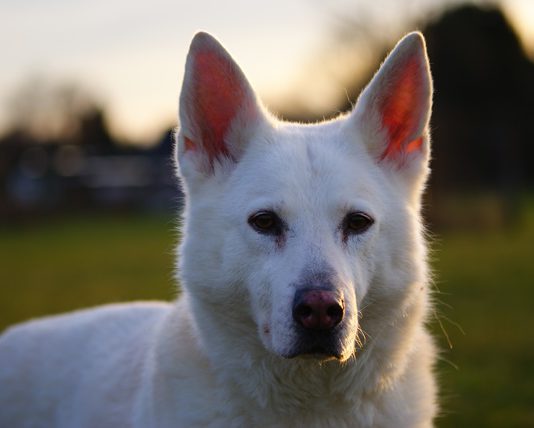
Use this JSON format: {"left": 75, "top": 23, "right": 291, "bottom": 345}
{"left": 1, "top": 209, "right": 533, "bottom": 427}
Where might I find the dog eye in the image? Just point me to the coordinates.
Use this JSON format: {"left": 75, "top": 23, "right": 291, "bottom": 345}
{"left": 343, "top": 212, "right": 374, "bottom": 235}
{"left": 248, "top": 211, "right": 282, "bottom": 235}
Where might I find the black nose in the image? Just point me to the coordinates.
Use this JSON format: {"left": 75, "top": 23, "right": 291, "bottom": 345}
{"left": 292, "top": 289, "right": 344, "bottom": 331}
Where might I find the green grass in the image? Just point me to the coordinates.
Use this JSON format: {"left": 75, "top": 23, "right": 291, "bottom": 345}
{"left": 0, "top": 215, "right": 177, "bottom": 328}
{"left": 431, "top": 203, "right": 534, "bottom": 427}
{"left": 1, "top": 209, "right": 533, "bottom": 427}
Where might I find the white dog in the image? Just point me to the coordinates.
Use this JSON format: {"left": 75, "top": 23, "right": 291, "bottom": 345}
{"left": 0, "top": 31, "right": 437, "bottom": 427}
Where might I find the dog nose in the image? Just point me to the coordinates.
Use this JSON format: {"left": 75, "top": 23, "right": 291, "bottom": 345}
{"left": 292, "top": 289, "right": 344, "bottom": 331}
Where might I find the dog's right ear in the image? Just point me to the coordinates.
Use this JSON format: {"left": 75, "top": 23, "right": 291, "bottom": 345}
{"left": 349, "top": 32, "right": 432, "bottom": 185}
{"left": 176, "top": 32, "right": 263, "bottom": 179}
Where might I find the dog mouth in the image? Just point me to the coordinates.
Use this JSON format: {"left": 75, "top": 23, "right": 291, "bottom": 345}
{"left": 282, "top": 330, "right": 345, "bottom": 360}
{"left": 284, "top": 346, "right": 342, "bottom": 361}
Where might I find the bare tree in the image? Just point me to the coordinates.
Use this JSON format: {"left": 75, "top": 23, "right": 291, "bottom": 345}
{"left": 7, "top": 77, "right": 102, "bottom": 143}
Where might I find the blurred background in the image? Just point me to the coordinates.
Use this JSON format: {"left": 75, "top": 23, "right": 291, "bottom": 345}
{"left": 1, "top": 0, "right": 533, "bottom": 425}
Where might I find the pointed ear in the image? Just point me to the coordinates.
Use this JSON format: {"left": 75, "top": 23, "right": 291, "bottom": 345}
{"left": 352, "top": 32, "right": 432, "bottom": 171}
{"left": 177, "top": 32, "right": 262, "bottom": 177}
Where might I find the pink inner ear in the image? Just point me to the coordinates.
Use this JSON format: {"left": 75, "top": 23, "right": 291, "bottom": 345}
{"left": 379, "top": 56, "right": 426, "bottom": 161}
{"left": 188, "top": 49, "right": 247, "bottom": 164}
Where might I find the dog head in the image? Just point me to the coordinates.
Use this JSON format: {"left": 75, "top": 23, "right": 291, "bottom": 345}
{"left": 176, "top": 32, "right": 432, "bottom": 362}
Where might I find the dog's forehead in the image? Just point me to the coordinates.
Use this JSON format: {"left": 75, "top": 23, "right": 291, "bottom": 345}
{"left": 231, "top": 122, "right": 382, "bottom": 209}
{"left": 252, "top": 124, "right": 344, "bottom": 175}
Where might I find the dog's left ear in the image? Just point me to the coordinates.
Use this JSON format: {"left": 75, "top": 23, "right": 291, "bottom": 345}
{"left": 350, "top": 32, "right": 432, "bottom": 181}
{"left": 177, "top": 32, "right": 263, "bottom": 180}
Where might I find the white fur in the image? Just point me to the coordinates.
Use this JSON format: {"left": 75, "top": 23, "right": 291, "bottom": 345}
{"left": 0, "top": 32, "right": 437, "bottom": 427}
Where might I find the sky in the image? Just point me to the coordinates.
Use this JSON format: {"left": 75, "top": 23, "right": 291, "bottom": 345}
{"left": 1, "top": 0, "right": 533, "bottom": 143}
